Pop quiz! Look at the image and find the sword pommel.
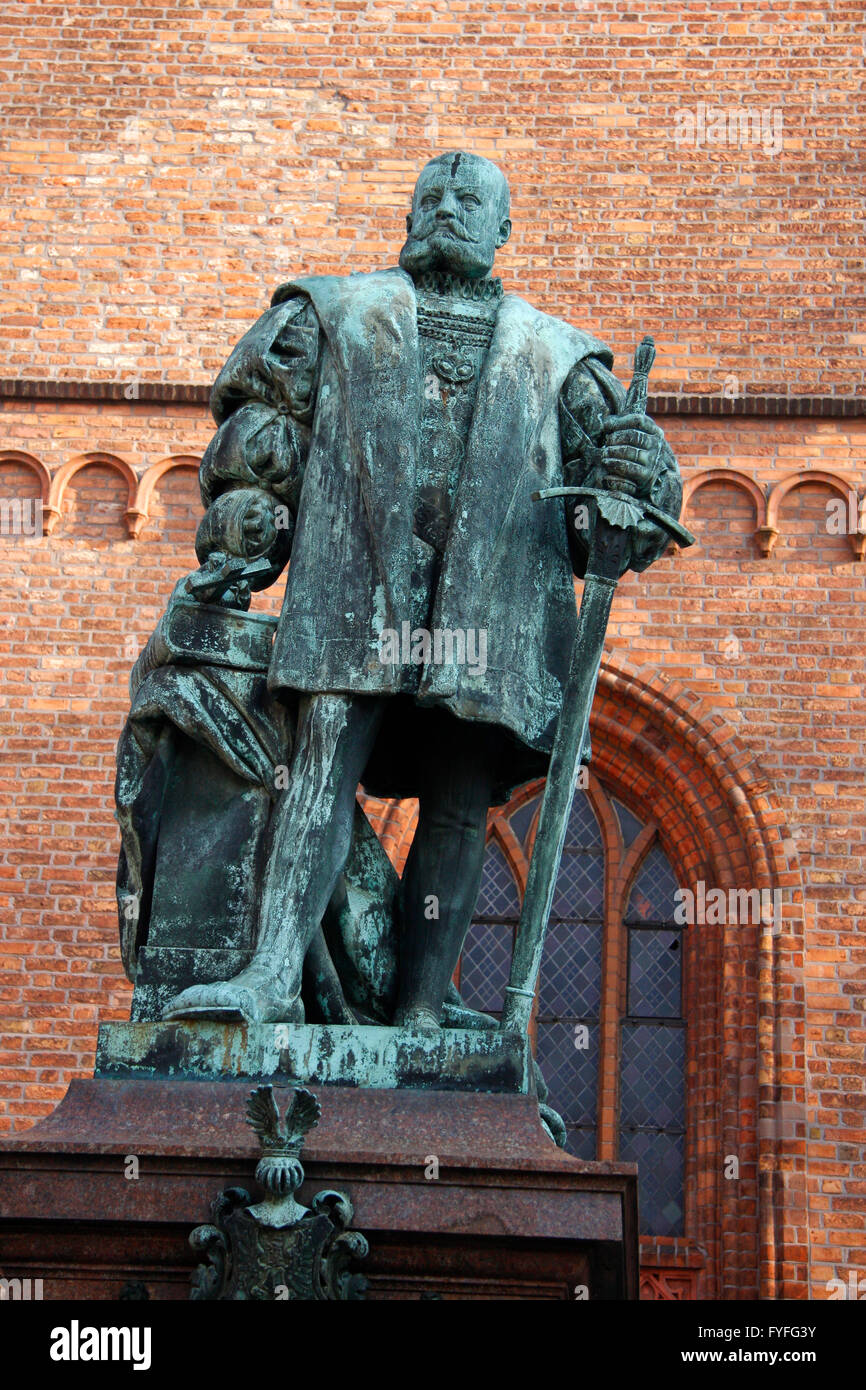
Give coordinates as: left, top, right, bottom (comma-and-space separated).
624, 334, 656, 416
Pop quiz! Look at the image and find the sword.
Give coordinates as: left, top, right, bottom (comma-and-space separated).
500, 337, 695, 1036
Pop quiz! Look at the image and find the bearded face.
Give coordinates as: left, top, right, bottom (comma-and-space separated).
399, 152, 512, 280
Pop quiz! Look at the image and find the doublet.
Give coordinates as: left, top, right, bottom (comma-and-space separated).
411, 270, 504, 558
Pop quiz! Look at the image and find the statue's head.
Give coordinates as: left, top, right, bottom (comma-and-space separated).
399, 151, 512, 280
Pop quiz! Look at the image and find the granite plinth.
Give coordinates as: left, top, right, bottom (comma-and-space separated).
0, 1078, 639, 1300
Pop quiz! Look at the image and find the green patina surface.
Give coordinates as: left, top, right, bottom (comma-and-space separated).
109, 154, 686, 1153
95, 1021, 533, 1094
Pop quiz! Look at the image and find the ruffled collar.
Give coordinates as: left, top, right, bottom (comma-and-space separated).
411, 269, 503, 302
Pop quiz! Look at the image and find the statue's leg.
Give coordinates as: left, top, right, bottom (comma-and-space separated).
393, 720, 495, 1030
163, 692, 386, 1024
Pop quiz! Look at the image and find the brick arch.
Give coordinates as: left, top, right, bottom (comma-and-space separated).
133, 455, 202, 539
766, 468, 863, 560
682, 469, 772, 557
0, 450, 51, 505
589, 655, 804, 1299
44, 452, 139, 537
683, 467, 766, 528
370, 656, 805, 1298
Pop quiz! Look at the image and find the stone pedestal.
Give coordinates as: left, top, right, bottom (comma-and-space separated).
0, 1076, 638, 1300
94, 1019, 533, 1092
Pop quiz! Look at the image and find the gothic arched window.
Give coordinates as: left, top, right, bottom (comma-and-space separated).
458, 779, 686, 1238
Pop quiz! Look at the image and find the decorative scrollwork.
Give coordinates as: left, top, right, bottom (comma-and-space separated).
189, 1087, 368, 1300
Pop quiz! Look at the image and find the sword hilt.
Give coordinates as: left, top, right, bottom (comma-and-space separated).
624, 335, 656, 416
561, 334, 658, 498
533, 485, 696, 549
600, 335, 656, 497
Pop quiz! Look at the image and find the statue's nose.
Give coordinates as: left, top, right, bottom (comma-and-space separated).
436, 191, 459, 219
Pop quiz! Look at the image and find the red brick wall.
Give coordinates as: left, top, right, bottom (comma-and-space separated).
0, 1, 863, 394
2, 408, 864, 1296
606, 419, 866, 1298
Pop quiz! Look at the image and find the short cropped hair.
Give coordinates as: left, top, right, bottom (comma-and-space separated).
414, 151, 511, 221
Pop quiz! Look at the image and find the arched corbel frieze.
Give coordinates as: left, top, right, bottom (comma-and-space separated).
44, 451, 139, 537
0, 449, 52, 506
766, 469, 863, 560
682, 468, 769, 554
133, 455, 202, 539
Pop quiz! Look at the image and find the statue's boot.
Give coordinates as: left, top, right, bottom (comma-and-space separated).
392, 731, 494, 1030
162, 960, 303, 1025
163, 692, 386, 1025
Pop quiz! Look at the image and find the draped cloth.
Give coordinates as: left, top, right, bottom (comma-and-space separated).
205, 268, 681, 799
114, 655, 288, 980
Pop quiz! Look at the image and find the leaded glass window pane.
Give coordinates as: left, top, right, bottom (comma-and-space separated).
628, 928, 682, 1018
613, 798, 643, 848
474, 840, 521, 919
508, 795, 540, 848
563, 790, 603, 850
460, 839, 519, 1015
565, 1126, 598, 1161
620, 1023, 685, 1130
459, 789, 688, 1225
625, 843, 680, 923
622, 839, 686, 1237
551, 851, 605, 919
534, 790, 604, 1161
459, 921, 511, 1014
535, 1021, 598, 1125
619, 1129, 684, 1237
538, 921, 603, 1017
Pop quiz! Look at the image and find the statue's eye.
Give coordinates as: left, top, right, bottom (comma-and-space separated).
461, 194, 480, 208
421, 195, 438, 209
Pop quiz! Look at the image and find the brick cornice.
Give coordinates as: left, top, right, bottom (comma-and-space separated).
0, 378, 863, 417
0, 380, 211, 405
648, 392, 864, 418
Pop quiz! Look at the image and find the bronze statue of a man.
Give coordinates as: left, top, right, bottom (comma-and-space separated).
164, 151, 682, 1029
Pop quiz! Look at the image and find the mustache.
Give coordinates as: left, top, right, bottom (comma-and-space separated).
408, 219, 477, 246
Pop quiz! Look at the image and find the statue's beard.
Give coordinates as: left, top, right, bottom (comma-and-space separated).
399, 225, 493, 279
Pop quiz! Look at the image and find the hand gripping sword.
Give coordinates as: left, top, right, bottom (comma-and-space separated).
500, 337, 695, 1036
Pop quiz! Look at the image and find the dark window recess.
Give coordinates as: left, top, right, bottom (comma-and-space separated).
458, 790, 687, 1235
459, 839, 518, 1017
622, 839, 686, 1236
536, 791, 604, 1160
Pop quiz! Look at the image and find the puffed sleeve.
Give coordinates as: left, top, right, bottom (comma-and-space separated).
199, 295, 320, 514
559, 356, 683, 576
